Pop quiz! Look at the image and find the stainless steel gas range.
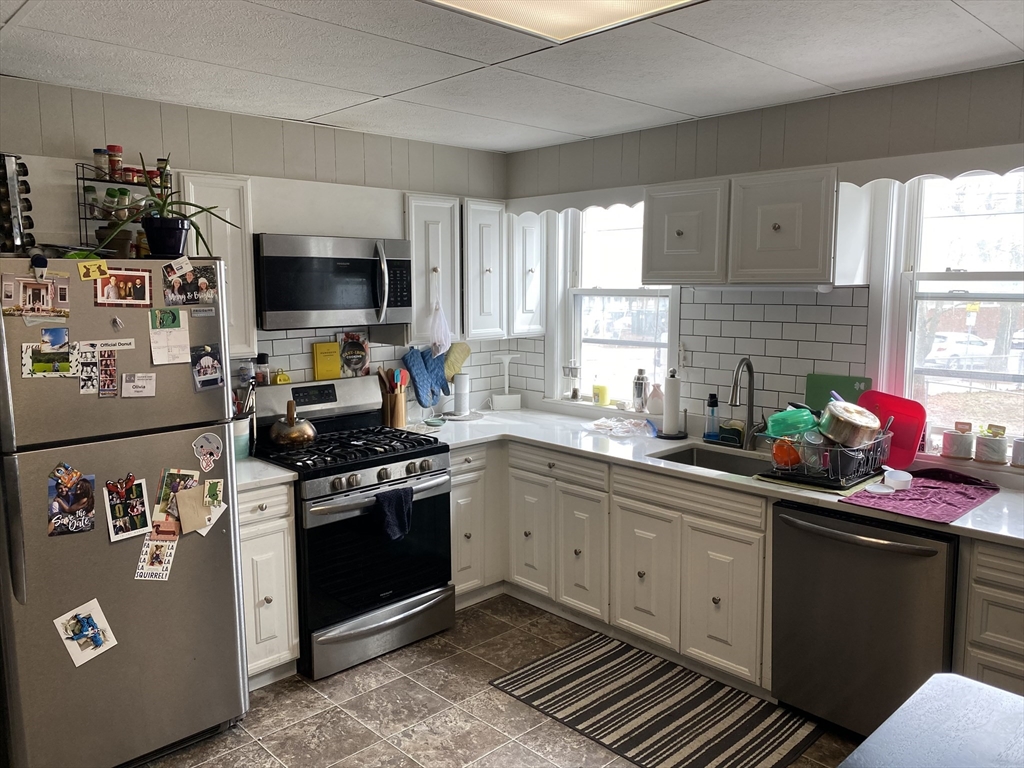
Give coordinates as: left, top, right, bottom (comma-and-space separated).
255, 377, 453, 680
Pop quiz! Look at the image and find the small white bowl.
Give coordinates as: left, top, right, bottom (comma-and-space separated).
884, 470, 913, 490
865, 483, 895, 495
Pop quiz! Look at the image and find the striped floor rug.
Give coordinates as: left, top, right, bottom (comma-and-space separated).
492, 633, 820, 768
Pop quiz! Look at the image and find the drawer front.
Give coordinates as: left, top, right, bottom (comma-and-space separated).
612, 467, 766, 529
972, 541, 1024, 592
510, 443, 609, 491
237, 483, 293, 525
965, 645, 1024, 696
969, 584, 1024, 658
451, 445, 488, 474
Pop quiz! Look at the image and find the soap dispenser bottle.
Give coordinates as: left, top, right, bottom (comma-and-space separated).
703, 393, 720, 441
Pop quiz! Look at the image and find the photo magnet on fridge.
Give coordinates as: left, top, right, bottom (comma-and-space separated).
40, 327, 69, 353
79, 346, 98, 395
163, 264, 217, 306
155, 468, 200, 523
94, 268, 153, 309
1, 272, 70, 318
135, 534, 177, 581
47, 464, 96, 536
161, 256, 192, 281
98, 349, 117, 398
192, 433, 223, 473
191, 344, 225, 392
53, 598, 118, 667
21, 341, 81, 378
104, 476, 151, 542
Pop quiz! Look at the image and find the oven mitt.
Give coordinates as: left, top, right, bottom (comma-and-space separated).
444, 342, 471, 382
402, 346, 450, 408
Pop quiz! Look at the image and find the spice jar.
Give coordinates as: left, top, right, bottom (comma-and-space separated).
146, 169, 161, 187
124, 166, 138, 184
106, 144, 123, 181
92, 148, 108, 179
102, 187, 120, 219
83, 185, 100, 219
255, 353, 271, 387
136, 229, 150, 257
114, 188, 131, 221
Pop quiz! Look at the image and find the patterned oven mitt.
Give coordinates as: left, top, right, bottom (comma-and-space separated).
402, 347, 451, 408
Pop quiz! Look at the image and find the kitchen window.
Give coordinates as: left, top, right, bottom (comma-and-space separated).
565, 204, 676, 403
899, 169, 1024, 448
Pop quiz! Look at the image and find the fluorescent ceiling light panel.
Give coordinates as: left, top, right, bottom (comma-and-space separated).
427, 0, 699, 43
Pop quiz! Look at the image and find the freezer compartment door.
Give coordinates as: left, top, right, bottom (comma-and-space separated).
771, 504, 955, 736
0, 424, 246, 768
0, 258, 231, 451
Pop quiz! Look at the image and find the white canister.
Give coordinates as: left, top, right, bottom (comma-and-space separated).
232, 416, 251, 458
975, 435, 1008, 465
941, 430, 975, 460
1011, 437, 1024, 468
453, 373, 470, 416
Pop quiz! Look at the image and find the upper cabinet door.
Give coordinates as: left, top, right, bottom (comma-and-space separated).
509, 211, 546, 337
728, 168, 837, 284
642, 180, 729, 285
463, 199, 506, 340
406, 194, 461, 345
179, 172, 256, 358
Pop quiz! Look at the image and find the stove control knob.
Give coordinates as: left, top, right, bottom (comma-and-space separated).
346, 474, 361, 489
419, 459, 433, 472
331, 477, 345, 492
378, 467, 392, 482
406, 462, 419, 475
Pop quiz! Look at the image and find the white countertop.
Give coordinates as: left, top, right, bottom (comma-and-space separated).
434, 409, 1024, 548
235, 456, 298, 492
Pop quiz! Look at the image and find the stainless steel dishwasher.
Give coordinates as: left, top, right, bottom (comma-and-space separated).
772, 502, 957, 736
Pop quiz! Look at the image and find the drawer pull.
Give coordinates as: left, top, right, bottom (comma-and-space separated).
772, 222, 781, 232
464, 532, 472, 540
524, 530, 532, 538
637, 570, 646, 579
464, 457, 473, 463
264, 596, 274, 604
712, 596, 721, 605
257, 503, 268, 512
547, 462, 556, 469
574, 548, 582, 556
675, 229, 684, 237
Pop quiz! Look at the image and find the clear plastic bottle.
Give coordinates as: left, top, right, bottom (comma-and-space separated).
703, 393, 720, 441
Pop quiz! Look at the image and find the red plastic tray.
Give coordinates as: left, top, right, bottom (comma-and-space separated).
857, 389, 927, 470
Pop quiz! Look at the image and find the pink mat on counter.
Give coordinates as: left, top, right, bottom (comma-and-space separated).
842, 468, 1000, 524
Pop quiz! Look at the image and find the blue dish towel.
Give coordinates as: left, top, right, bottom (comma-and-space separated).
376, 487, 414, 541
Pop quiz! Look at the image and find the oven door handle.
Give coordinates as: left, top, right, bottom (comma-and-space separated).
306, 474, 450, 522
315, 587, 451, 645
778, 514, 939, 557
376, 239, 389, 323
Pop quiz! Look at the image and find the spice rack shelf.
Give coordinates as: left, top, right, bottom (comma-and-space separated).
75, 162, 173, 249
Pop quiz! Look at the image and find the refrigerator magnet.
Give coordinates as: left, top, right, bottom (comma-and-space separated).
190, 344, 225, 392
21, 341, 81, 378
76, 260, 109, 281
135, 534, 177, 581
98, 350, 117, 398
53, 598, 118, 667
163, 264, 217, 307
47, 464, 96, 536
94, 268, 153, 309
1, 271, 71, 318
192, 434, 223, 473
204, 480, 223, 507
79, 345, 98, 395
155, 468, 200, 522
161, 256, 193, 281
103, 476, 151, 542
121, 372, 157, 397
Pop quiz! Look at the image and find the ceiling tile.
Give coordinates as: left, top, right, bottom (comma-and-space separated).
250, 0, 552, 64
0, 27, 372, 119
396, 67, 688, 137
0, 0, 28, 25
314, 99, 583, 152
17, 0, 481, 96
502, 21, 831, 116
955, 1, 1024, 50
657, 0, 1023, 90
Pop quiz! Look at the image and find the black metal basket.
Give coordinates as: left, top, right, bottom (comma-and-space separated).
760, 432, 891, 489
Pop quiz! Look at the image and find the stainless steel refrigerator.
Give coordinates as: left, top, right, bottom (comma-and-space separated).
0, 257, 247, 768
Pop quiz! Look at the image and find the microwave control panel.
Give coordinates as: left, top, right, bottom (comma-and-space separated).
388, 262, 412, 308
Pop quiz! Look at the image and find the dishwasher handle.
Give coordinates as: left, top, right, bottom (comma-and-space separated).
778, 513, 938, 557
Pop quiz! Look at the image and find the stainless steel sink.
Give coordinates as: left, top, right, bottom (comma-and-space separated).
653, 446, 772, 476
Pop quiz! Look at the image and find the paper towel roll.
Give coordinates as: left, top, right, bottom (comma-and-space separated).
453, 373, 470, 416
663, 371, 681, 435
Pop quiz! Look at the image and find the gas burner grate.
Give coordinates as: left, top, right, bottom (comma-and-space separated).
260, 426, 440, 470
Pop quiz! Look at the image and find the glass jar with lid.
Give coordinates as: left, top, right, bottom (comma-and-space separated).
114, 188, 131, 221
102, 188, 119, 219
92, 148, 108, 179
106, 144, 123, 182
83, 185, 101, 219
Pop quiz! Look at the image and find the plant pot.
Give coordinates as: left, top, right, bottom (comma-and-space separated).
141, 217, 190, 257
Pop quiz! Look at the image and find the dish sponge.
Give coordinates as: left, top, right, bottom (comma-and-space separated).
444, 342, 472, 381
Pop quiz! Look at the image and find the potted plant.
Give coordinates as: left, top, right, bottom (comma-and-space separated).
89, 154, 237, 257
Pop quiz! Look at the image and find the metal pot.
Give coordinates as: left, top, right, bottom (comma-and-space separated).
819, 401, 880, 448
269, 400, 317, 447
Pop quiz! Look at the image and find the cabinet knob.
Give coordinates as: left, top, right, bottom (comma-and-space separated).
574, 548, 582, 556
257, 503, 268, 511
432, 266, 440, 273
464, 532, 472, 540
464, 456, 473, 463
264, 596, 274, 604
675, 229, 684, 237
712, 596, 721, 605
771, 223, 781, 232
637, 570, 646, 579
485, 268, 492, 274
528, 268, 536, 274
524, 530, 532, 538
547, 461, 556, 469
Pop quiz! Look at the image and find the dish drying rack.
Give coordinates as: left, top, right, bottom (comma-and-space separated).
760, 432, 892, 489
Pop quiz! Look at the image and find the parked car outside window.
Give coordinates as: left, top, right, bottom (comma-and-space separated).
923, 332, 994, 369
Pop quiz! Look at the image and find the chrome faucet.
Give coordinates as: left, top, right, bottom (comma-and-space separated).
729, 357, 757, 451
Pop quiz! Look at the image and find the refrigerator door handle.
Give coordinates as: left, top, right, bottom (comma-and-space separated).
778, 514, 939, 557
2, 458, 28, 604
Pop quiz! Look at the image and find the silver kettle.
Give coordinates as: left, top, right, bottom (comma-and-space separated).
269, 400, 317, 447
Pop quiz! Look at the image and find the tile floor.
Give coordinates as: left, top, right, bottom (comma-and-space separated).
149, 595, 860, 768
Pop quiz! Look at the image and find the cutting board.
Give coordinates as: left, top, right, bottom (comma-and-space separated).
804, 374, 872, 411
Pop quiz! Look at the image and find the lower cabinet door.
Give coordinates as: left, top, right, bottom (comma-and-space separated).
555, 483, 609, 621
240, 516, 299, 676
964, 645, 1024, 696
509, 469, 556, 597
681, 516, 764, 683
451, 470, 486, 594
611, 497, 681, 651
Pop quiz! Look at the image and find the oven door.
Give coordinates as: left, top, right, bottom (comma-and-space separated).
298, 473, 452, 633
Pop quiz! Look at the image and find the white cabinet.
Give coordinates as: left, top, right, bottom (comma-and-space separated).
642, 180, 729, 285
611, 497, 681, 651
728, 167, 837, 284
451, 470, 486, 594
509, 468, 556, 597
239, 501, 298, 677
463, 199, 506, 340
555, 483, 609, 621
964, 541, 1024, 695
179, 172, 256, 358
406, 194, 461, 345
681, 516, 764, 683
509, 211, 546, 337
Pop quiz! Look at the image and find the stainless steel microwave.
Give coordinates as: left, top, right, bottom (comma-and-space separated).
254, 234, 413, 331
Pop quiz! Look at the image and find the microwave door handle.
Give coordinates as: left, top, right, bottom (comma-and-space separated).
376, 239, 389, 323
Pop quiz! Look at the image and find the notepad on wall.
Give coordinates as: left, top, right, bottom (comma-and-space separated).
312, 341, 342, 381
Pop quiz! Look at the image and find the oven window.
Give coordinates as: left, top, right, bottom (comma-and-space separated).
301, 491, 451, 630
262, 256, 377, 311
